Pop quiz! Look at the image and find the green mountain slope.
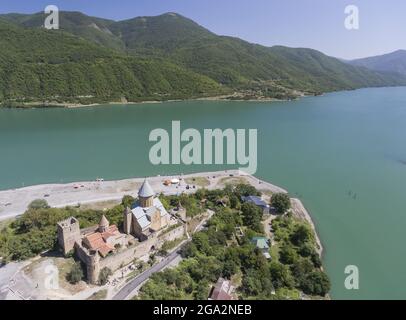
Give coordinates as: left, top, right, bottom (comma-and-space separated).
1, 11, 405, 106
0, 11, 124, 51
0, 20, 223, 106
108, 13, 406, 93
349, 50, 406, 76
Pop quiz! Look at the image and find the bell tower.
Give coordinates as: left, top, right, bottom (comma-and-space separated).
138, 179, 154, 208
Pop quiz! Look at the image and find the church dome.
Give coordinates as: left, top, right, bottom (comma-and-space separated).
99, 215, 109, 228
138, 179, 154, 198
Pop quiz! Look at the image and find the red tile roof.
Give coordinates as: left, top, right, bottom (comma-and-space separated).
84, 226, 119, 257
210, 278, 235, 300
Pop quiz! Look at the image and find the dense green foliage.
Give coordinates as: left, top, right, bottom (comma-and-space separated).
0, 20, 222, 106
99, 267, 112, 285
67, 261, 84, 284
272, 213, 330, 296
28, 199, 50, 210
139, 184, 330, 300
271, 193, 291, 214
1, 11, 405, 106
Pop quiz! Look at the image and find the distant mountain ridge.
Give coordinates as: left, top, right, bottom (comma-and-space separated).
0, 11, 405, 106
349, 50, 406, 76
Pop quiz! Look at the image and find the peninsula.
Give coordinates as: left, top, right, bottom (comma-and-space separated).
0, 170, 328, 300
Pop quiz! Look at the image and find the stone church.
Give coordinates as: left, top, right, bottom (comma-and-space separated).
57, 179, 183, 284
123, 179, 170, 241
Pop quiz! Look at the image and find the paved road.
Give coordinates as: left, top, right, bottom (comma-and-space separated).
112, 245, 185, 300
112, 208, 213, 300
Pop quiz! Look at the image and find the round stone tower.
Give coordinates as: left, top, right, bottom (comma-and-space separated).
86, 250, 100, 284
123, 206, 132, 235
98, 215, 109, 233
138, 179, 154, 208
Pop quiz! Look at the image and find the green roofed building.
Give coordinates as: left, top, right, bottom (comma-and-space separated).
251, 237, 271, 260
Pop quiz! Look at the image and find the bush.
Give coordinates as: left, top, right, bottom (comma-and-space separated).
121, 195, 135, 208
269, 261, 295, 289
241, 202, 263, 233
291, 224, 313, 246
28, 199, 50, 210
271, 193, 291, 214
99, 267, 112, 285
234, 184, 261, 197
300, 271, 331, 296
67, 262, 84, 284
279, 244, 298, 265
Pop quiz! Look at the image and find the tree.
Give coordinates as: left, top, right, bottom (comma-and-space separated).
279, 244, 298, 265
67, 262, 84, 284
121, 195, 135, 208
271, 193, 291, 214
229, 195, 240, 209
241, 202, 263, 233
298, 242, 315, 257
310, 252, 322, 269
300, 270, 331, 296
222, 259, 239, 279
194, 280, 210, 300
269, 261, 295, 289
235, 184, 261, 197
28, 199, 50, 210
290, 258, 315, 284
291, 224, 313, 246
99, 267, 112, 285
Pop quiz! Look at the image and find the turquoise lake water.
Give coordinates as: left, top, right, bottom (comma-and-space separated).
1, 87, 406, 299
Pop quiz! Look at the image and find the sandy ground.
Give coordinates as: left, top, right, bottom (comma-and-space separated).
0, 170, 286, 220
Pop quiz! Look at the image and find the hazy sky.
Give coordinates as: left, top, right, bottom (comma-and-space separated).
1, 0, 405, 59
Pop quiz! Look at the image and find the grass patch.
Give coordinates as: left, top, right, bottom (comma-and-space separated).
161, 237, 185, 252
87, 289, 107, 300
185, 177, 210, 187
219, 177, 247, 186
270, 243, 280, 261
79, 199, 121, 211
0, 218, 14, 231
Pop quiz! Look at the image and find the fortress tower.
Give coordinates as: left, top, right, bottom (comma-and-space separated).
123, 206, 132, 235
86, 249, 101, 284
57, 217, 81, 255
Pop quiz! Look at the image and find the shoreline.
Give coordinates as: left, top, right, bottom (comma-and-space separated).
0, 169, 323, 256
2, 85, 405, 110
0, 92, 309, 110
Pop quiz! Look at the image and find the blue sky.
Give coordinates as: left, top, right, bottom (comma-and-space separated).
0, 0, 405, 59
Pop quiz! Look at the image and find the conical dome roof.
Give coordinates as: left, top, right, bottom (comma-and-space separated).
138, 179, 154, 198
99, 215, 109, 227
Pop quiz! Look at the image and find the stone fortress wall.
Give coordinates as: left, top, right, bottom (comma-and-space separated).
57, 178, 187, 284
99, 223, 186, 273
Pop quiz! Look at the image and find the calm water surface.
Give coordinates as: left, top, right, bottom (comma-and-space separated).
1, 87, 406, 299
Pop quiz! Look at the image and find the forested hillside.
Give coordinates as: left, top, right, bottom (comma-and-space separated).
0, 20, 223, 106
1, 11, 405, 107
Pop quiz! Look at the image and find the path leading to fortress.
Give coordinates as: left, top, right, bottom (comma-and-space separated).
112, 244, 186, 300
